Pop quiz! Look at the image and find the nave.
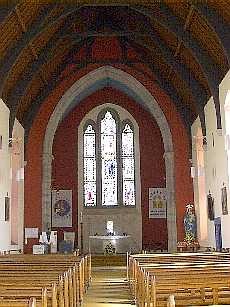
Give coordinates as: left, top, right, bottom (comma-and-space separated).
0, 251, 230, 306
83, 267, 135, 307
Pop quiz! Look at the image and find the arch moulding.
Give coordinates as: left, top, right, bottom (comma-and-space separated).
42, 65, 177, 252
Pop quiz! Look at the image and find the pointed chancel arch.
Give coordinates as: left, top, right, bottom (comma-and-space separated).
42, 66, 177, 251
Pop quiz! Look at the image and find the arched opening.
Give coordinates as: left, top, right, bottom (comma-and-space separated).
42, 66, 176, 251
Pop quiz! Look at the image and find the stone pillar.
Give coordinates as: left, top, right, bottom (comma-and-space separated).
42, 152, 52, 231
164, 151, 177, 252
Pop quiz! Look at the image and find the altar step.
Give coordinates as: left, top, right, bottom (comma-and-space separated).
91, 254, 127, 266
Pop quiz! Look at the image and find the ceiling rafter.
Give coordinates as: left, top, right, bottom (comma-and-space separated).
14, 6, 47, 86
0, 2, 229, 142
0, 2, 209, 98
0, 2, 19, 23
6, 9, 201, 131
194, 2, 230, 66
174, 5, 194, 57
12, 25, 199, 131
15, 6, 26, 32
21, 40, 195, 152
23, 38, 95, 142
0, 4, 111, 96
0, 4, 56, 94
126, 36, 207, 137
124, 10, 208, 137
0, 4, 104, 103
68, 30, 149, 38
11, 32, 205, 140
23, 58, 193, 154
168, 4, 194, 79
132, 12, 208, 99
15, 6, 39, 61
4, 12, 83, 117
129, 40, 195, 114
131, 3, 224, 130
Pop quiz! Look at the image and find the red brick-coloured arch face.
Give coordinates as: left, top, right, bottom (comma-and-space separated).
24, 64, 193, 252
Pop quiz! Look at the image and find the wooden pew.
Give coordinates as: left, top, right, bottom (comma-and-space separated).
128, 252, 230, 307
138, 265, 230, 306
0, 253, 91, 307
150, 279, 230, 306
128, 252, 230, 291
0, 297, 36, 307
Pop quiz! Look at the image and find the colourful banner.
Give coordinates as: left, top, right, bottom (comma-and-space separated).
149, 188, 167, 219
52, 189, 72, 227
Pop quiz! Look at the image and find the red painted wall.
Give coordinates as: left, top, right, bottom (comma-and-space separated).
24, 62, 193, 252
51, 87, 166, 249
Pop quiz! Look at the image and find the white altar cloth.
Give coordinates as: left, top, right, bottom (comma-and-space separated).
88, 235, 131, 253
89, 235, 130, 240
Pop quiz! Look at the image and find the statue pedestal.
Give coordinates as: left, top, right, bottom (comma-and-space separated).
177, 241, 200, 252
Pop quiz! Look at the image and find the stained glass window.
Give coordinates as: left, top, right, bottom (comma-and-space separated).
101, 111, 118, 206
83, 125, 96, 206
83, 109, 136, 207
122, 123, 135, 206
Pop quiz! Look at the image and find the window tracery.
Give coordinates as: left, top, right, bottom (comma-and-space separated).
83, 108, 136, 207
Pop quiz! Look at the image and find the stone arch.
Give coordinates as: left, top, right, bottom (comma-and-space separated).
42, 65, 177, 251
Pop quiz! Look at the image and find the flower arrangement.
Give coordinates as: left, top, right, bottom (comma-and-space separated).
104, 242, 116, 254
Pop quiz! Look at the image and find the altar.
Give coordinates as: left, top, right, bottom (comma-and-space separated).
89, 235, 131, 254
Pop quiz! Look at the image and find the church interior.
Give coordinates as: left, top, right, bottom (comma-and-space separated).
0, 1, 230, 306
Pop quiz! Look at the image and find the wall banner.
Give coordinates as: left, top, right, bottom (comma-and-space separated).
149, 188, 167, 219
52, 190, 72, 227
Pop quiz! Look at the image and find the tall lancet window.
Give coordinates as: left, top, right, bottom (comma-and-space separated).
122, 123, 135, 206
83, 124, 96, 206
82, 107, 137, 208
101, 111, 118, 206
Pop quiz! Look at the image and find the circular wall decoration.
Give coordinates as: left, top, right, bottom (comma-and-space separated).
54, 199, 71, 217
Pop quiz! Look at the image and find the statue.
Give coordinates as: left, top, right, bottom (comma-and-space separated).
183, 204, 197, 243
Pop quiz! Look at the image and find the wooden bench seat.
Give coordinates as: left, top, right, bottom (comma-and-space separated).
128, 252, 230, 307
139, 271, 230, 306
0, 253, 91, 307
0, 299, 36, 307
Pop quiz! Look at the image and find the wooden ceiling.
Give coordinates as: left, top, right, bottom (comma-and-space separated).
0, 1, 229, 140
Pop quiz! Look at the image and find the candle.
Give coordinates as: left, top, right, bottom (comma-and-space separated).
80, 212, 83, 223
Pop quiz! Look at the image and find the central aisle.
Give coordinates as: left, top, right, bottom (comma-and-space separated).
83, 266, 136, 307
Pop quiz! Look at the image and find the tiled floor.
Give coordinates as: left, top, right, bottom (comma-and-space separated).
83, 266, 136, 307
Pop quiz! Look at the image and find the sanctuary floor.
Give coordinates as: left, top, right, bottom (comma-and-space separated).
83, 266, 136, 307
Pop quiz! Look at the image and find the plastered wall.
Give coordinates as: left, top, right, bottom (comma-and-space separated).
192, 69, 230, 248
0, 99, 11, 251
0, 99, 24, 252
11, 119, 24, 251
